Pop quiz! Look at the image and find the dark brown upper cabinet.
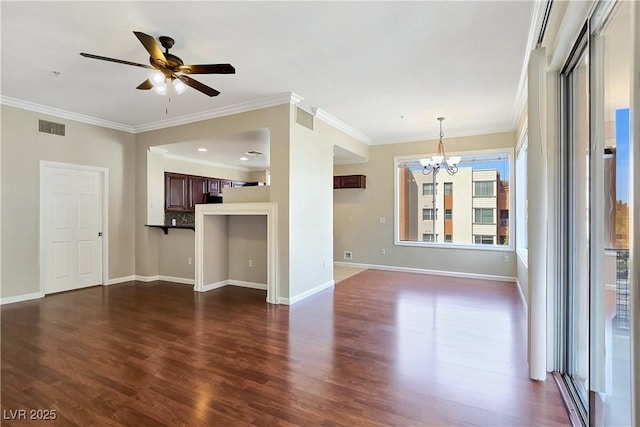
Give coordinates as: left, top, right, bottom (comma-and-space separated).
334, 175, 366, 189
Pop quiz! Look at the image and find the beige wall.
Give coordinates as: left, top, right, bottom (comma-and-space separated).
228, 215, 267, 284
134, 104, 293, 297
0, 105, 136, 298
334, 131, 517, 278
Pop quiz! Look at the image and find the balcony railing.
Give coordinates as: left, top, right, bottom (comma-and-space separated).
616, 249, 630, 330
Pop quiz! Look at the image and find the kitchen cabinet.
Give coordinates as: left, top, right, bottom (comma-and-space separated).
165, 173, 188, 210
188, 176, 208, 210
207, 178, 221, 194
334, 174, 366, 189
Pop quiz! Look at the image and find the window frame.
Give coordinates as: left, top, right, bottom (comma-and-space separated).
394, 147, 514, 252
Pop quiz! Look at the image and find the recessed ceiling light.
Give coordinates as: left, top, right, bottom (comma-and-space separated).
197, 148, 208, 152
240, 157, 249, 161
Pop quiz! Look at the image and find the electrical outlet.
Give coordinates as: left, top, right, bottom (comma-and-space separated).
381, 249, 386, 255
188, 257, 192, 265
248, 259, 253, 267
344, 251, 353, 260
504, 255, 510, 263
379, 217, 386, 224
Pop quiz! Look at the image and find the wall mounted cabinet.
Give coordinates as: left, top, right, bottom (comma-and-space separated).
334, 174, 366, 189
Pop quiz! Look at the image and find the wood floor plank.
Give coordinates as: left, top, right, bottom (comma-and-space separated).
1, 272, 570, 426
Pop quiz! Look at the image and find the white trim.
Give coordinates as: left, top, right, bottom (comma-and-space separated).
1, 96, 135, 133
333, 261, 516, 283
135, 275, 160, 282
199, 280, 228, 293
312, 107, 372, 144
1, 92, 304, 135
0, 292, 44, 305
393, 147, 515, 252
548, 0, 596, 71
106, 275, 136, 285
195, 203, 279, 304
159, 276, 195, 285
516, 278, 528, 312
512, 0, 548, 129
228, 280, 267, 290
39, 161, 109, 296
279, 280, 335, 306
517, 248, 529, 269
134, 92, 303, 133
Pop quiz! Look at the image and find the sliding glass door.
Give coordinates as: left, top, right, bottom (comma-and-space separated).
564, 33, 590, 414
560, 2, 633, 425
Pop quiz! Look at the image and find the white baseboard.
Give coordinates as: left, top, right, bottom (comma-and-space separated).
516, 278, 528, 312
279, 280, 334, 306
134, 275, 194, 285
159, 275, 195, 285
333, 261, 516, 283
199, 280, 228, 292
227, 280, 267, 290
135, 275, 160, 282
106, 275, 136, 286
0, 291, 44, 305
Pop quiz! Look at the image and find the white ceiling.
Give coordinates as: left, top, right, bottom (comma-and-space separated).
1, 1, 535, 167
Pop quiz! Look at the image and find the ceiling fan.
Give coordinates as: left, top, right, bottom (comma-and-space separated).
80, 31, 235, 97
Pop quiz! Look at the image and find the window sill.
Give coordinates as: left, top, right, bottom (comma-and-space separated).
395, 240, 514, 252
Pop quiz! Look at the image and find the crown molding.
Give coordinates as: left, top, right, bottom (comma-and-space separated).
148, 147, 169, 154
311, 107, 371, 145
0, 96, 136, 133
512, 0, 549, 129
1, 92, 304, 135
134, 92, 304, 133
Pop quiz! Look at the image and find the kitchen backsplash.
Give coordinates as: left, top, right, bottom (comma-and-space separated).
165, 211, 195, 226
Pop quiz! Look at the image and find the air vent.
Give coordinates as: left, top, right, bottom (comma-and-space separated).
38, 119, 65, 136
296, 107, 314, 130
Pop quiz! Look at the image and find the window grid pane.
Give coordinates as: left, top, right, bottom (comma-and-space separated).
474, 181, 494, 197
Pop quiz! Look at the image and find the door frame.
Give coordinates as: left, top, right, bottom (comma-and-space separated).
39, 161, 109, 294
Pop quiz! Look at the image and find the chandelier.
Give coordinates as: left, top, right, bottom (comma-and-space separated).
420, 117, 461, 175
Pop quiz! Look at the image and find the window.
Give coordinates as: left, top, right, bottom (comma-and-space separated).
444, 182, 453, 195
422, 183, 434, 196
474, 235, 494, 245
422, 233, 435, 242
474, 208, 494, 224
474, 181, 495, 197
395, 151, 511, 248
500, 210, 509, 227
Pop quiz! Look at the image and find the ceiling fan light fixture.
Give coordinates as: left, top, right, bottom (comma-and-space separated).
152, 84, 167, 95
149, 71, 166, 87
173, 78, 188, 95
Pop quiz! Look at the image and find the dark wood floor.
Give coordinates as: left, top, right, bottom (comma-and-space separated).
1, 270, 570, 426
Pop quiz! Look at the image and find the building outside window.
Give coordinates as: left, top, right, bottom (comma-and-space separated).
422, 233, 435, 242
422, 208, 434, 221
396, 151, 511, 248
474, 235, 494, 245
474, 208, 494, 224
474, 181, 495, 197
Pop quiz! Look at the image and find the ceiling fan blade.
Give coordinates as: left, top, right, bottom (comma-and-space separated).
177, 75, 220, 97
133, 31, 167, 67
80, 53, 154, 69
178, 64, 236, 74
136, 79, 153, 90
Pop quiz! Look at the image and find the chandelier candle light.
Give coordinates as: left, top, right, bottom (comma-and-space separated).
420, 117, 461, 175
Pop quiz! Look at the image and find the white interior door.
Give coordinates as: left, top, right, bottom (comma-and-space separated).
43, 165, 103, 294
